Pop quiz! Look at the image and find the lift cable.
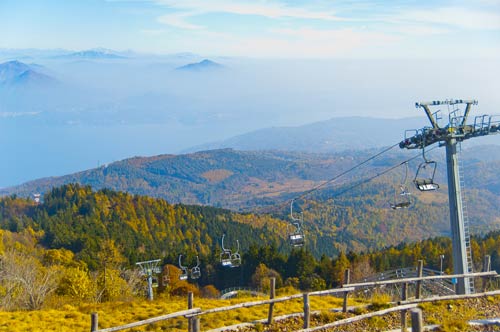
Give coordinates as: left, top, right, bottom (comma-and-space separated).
264, 142, 438, 219
331, 145, 439, 199
261, 142, 402, 216
291, 142, 401, 203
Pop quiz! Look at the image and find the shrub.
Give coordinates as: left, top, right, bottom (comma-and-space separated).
200, 285, 220, 298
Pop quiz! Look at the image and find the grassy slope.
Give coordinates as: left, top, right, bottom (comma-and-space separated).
2, 293, 499, 332
0, 293, 348, 332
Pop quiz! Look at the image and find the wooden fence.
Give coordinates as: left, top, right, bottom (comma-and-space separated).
90, 263, 498, 332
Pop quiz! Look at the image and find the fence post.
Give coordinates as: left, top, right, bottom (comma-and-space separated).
188, 292, 194, 332
192, 317, 200, 332
90, 312, 98, 332
267, 277, 276, 325
410, 308, 423, 332
303, 293, 310, 329
342, 269, 350, 313
416, 260, 423, 299
401, 283, 408, 332
483, 255, 491, 292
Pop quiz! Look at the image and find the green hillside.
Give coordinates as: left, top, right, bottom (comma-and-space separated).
1, 184, 500, 300
2, 183, 500, 316
0, 184, 287, 270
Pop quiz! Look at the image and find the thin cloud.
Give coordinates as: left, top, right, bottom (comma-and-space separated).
154, 0, 343, 20
154, 0, 347, 30
202, 27, 399, 58
396, 7, 500, 30
391, 25, 451, 36
157, 12, 204, 30
140, 28, 168, 35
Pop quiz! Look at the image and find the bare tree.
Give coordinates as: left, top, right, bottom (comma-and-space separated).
0, 249, 60, 310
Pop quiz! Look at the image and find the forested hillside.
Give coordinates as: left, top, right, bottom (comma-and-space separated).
1, 184, 500, 312
2, 182, 499, 263
0, 184, 287, 270
3, 146, 500, 212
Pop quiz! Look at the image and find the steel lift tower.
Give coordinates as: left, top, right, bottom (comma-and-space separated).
400, 99, 500, 294
136, 259, 161, 300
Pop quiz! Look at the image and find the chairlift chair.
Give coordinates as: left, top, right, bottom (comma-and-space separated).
414, 161, 439, 191
230, 240, 241, 267
178, 255, 189, 280
288, 222, 305, 247
190, 256, 201, 279
289, 199, 305, 247
220, 251, 233, 267
413, 131, 440, 192
390, 162, 412, 210
220, 234, 234, 267
390, 185, 411, 209
152, 276, 159, 288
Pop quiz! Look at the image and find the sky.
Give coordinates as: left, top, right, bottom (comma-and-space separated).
1, 0, 500, 58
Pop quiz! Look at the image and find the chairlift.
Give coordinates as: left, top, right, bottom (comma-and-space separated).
414, 161, 439, 191
414, 136, 439, 192
152, 276, 159, 288
220, 234, 234, 267
390, 162, 412, 210
289, 199, 305, 247
191, 256, 201, 279
288, 222, 305, 247
178, 255, 189, 280
230, 240, 241, 267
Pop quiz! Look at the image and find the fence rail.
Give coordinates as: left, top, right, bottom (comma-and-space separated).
344, 271, 496, 288
90, 308, 201, 332
90, 260, 498, 332
296, 303, 419, 332
186, 287, 355, 318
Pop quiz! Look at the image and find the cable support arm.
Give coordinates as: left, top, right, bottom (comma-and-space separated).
419, 104, 440, 129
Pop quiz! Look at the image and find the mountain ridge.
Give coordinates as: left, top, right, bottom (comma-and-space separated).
3, 146, 500, 211
0, 60, 56, 86
176, 59, 224, 71
52, 49, 126, 60
184, 116, 430, 153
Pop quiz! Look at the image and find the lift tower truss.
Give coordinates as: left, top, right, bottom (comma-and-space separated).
136, 259, 162, 300
400, 99, 500, 295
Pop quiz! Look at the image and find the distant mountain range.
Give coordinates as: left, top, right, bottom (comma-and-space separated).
176, 59, 223, 71
0, 60, 56, 86
185, 117, 431, 153
52, 49, 126, 60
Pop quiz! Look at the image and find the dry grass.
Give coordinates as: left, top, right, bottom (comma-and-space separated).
2, 295, 499, 332
0, 293, 361, 332
201, 169, 234, 183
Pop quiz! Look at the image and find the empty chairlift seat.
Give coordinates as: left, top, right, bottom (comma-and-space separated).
289, 232, 305, 247
414, 161, 439, 192
220, 251, 233, 267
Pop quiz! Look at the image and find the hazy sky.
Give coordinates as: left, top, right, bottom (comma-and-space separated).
1, 0, 500, 58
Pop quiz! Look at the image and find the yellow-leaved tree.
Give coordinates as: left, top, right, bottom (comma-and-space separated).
94, 239, 130, 302
58, 266, 95, 302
